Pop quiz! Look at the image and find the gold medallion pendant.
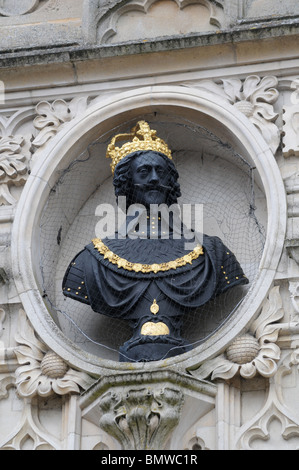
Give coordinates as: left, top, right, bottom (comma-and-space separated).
150, 299, 159, 315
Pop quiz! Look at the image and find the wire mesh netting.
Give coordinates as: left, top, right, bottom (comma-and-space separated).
38, 115, 267, 362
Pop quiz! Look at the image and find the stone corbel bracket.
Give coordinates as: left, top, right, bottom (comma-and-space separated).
97, 0, 225, 44
190, 286, 284, 381
80, 370, 216, 450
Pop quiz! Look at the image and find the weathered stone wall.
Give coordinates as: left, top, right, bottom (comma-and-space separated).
0, 0, 84, 50
0, 0, 299, 450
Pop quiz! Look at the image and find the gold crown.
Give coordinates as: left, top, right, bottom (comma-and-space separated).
106, 121, 172, 174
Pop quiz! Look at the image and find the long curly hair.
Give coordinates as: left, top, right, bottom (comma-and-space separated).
113, 151, 181, 207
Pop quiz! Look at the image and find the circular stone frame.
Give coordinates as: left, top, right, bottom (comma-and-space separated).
11, 86, 287, 376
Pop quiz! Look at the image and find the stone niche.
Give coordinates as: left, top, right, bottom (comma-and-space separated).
12, 85, 286, 378
97, 0, 226, 44
48, 113, 266, 361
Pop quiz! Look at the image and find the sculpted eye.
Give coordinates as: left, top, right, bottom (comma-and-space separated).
138, 168, 149, 175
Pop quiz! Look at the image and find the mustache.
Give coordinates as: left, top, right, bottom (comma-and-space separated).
133, 183, 172, 191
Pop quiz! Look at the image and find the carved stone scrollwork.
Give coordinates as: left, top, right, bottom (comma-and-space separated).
32, 97, 89, 150
184, 75, 280, 154
0, 135, 29, 205
0, 105, 35, 206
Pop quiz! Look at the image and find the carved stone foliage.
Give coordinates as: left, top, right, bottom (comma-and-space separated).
99, 385, 184, 450
184, 75, 280, 154
14, 310, 94, 398
0, 136, 27, 178
32, 97, 89, 150
0, 307, 61, 450
193, 286, 284, 381
0, 107, 35, 206
0, 135, 30, 205
80, 370, 215, 450
0, 0, 41, 17
81, 370, 217, 450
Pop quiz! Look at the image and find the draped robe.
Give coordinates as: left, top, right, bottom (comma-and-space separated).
63, 233, 248, 361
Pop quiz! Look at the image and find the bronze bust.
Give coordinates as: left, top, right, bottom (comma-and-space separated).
62, 121, 248, 362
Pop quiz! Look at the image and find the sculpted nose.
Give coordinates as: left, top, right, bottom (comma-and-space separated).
149, 168, 159, 184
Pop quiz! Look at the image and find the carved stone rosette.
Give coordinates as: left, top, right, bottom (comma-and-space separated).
14, 310, 94, 399
193, 286, 284, 381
